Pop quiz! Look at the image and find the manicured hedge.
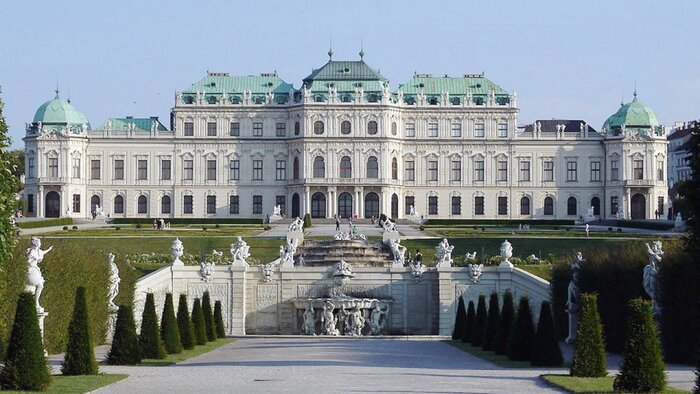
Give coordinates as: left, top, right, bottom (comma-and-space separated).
425, 219, 575, 226
110, 218, 262, 225
452, 296, 466, 340
62, 287, 98, 375
570, 293, 607, 377
17, 218, 73, 229
612, 220, 674, 231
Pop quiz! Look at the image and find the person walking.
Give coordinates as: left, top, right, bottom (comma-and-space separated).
415, 249, 423, 264
335, 216, 340, 231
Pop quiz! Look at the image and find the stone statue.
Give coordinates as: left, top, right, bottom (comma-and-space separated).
499, 239, 513, 268
26, 237, 52, 313
468, 263, 484, 283
321, 302, 339, 336
230, 236, 251, 267
106, 120, 112, 131
289, 217, 303, 233
261, 262, 274, 282
369, 305, 385, 335
107, 253, 120, 311
333, 260, 354, 278
410, 260, 424, 281
171, 238, 184, 266
674, 213, 684, 231
644, 241, 664, 315
272, 205, 281, 217
435, 238, 454, 267
389, 239, 407, 267
199, 259, 215, 282
151, 119, 157, 132
346, 308, 365, 336
302, 303, 315, 335
616, 206, 624, 220
465, 251, 477, 261
280, 239, 296, 268
409, 205, 416, 216
565, 252, 583, 343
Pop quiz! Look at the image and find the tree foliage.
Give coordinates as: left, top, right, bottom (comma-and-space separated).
107, 305, 142, 365
201, 291, 216, 342
214, 300, 226, 338
177, 294, 194, 350
139, 293, 165, 359
495, 290, 515, 355
62, 287, 98, 375
462, 300, 475, 343
160, 293, 182, 354
507, 296, 535, 361
570, 293, 607, 377
483, 292, 500, 351
452, 296, 466, 340
471, 295, 487, 347
531, 301, 563, 367
191, 298, 207, 346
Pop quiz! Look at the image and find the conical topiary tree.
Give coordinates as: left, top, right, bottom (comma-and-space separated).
531, 301, 564, 367
214, 301, 226, 338
202, 291, 216, 342
495, 290, 515, 355
507, 296, 535, 361
570, 293, 607, 377
462, 301, 475, 343
160, 293, 182, 354
483, 292, 500, 351
139, 293, 166, 359
471, 295, 487, 347
177, 294, 195, 350
107, 305, 142, 365
0, 292, 51, 391
191, 298, 207, 346
62, 287, 98, 375
613, 299, 666, 392
452, 296, 467, 340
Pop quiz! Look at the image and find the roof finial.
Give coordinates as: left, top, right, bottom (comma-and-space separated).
359, 37, 364, 60
620, 89, 624, 106
328, 36, 333, 60
633, 80, 638, 102
55, 81, 60, 99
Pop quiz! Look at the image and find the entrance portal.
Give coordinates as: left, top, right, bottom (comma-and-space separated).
311, 192, 326, 218
391, 194, 398, 218
631, 193, 646, 220
364, 192, 379, 218
338, 192, 352, 218
45, 191, 60, 218
291, 193, 300, 218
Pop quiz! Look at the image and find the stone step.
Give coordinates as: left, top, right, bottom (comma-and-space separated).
296, 239, 394, 268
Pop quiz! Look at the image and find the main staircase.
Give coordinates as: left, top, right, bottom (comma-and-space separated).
296, 239, 393, 268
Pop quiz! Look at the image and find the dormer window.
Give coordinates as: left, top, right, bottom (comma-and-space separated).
314, 95, 324, 103
368, 94, 378, 103
207, 96, 217, 104
341, 95, 352, 103
428, 97, 438, 105
184, 96, 194, 104
474, 97, 484, 105
451, 97, 461, 105
405, 97, 415, 105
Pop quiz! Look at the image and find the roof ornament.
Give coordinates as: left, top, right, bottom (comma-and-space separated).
328, 37, 333, 60
633, 81, 638, 102
359, 37, 365, 60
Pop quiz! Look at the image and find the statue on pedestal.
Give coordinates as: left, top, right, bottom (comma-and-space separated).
389, 239, 407, 266
410, 259, 424, 281
107, 253, 120, 311
435, 238, 454, 267
499, 240, 513, 268
302, 303, 315, 335
26, 237, 52, 313
565, 252, 583, 343
368, 305, 386, 335
644, 241, 664, 315
321, 302, 339, 336
230, 236, 251, 267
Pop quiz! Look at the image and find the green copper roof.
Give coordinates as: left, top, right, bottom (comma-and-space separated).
303, 60, 388, 91
602, 93, 660, 131
398, 75, 509, 96
183, 73, 294, 95
33, 91, 90, 126
97, 117, 168, 131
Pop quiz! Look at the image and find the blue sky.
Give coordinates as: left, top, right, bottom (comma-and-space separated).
1, 1, 698, 148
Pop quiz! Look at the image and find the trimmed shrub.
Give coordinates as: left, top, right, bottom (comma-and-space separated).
214, 301, 226, 338
495, 290, 515, 355
531, 301, 563, 367
0, 292, 51, 391
202, 291, 216, 342
507, 297, 535, 361
177, 294, 195, 350
191, 298, 207, 346
62, 287, 98, 375
111, 217, 262, 225
462, 301, 475, 343
303, 213, 312, 228
107, 305, 142, 365
483, 292, 500, 351
160, 293, 182, 354
452, 296, 466, 340
471, 295, 487, 347
613, 299, 666, 393
139, 293, 165, 359
570, 293, 607, 377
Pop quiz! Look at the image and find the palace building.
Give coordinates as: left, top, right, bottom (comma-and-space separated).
23, 53, 668, 221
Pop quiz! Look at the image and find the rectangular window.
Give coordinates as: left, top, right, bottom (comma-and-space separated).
184, 122, 194, 136
590, 161, 601, 182
451, 196, 461, 215
229, 160, 240, 180
405, 160, 415, 181
475, 196, 484, 215
427, 160, 438, 181
543, 160, 554, 181
137, 160, 148, 180
114, 159, 124, 180
276, 160, 286, 180
451, 123, 462, 137
253, 195, 263, 214
405, 196, 414, 215
253, 122, 263, 137
90, 159, 100, 180
276, 195, 286, 215
657, 160, 664, 181
428, 123, 438, 138
72, 158, 80, 179
161, 160, 171, 180
27, 194, 34, 213
634, 160, 644, 180
497, 160, 508, 181
206, 160, 217, 181
498, 122, 508, 138
253, 160, 263, 180
28, 158, 35, 178
183, 195, 193, 214
451, 160, 461, 181
474, 160, 484, 181
230, 122, 240, 137
276, 123, 286, 137
474, 122, 485, 138
207, 122, 217, 136
567, 161, 578, 182
498, 196, 508, 215
229, 195, 239, 214
519, 161, 530, 181
405, 123, 415, 137
611, 196, 619, 215
611, 160, 619, 181
72, 194, 80, 213
48, 157, 59, 177
183, 159, 193, 181
428, 196, 438, 215
206, 195, 216, 214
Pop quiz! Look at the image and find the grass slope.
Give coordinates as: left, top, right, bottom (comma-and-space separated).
445, 340, 532, 368
541, 374, 688, 394
140, 338, 232, 366
1, 374, 128, 394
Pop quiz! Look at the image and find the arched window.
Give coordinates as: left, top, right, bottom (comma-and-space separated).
314, 95, 324, 103
294, 122, 300, 135
293, 157, 300, 180
367, 121, 378, 135
391, 157, 398, 180
520, 196, 530, 215
114, 195, 124, 214
544, 197, 554, 216
340, 156, 352, 178
313, 156, 325, 178
567, 197, 577, 216
591, 197, 600, 216
428, 97, 438, 105
364, 192, 380, 218
313, 121, 324, 135
138, 195, 148, 214
341, 95, 352, 103
341, 121, 351, 135
311, 192, 326, 218
90, 195, 100, 215
367, 156, 379, 178
161, 195, 171, 214
391, 122, 397, 136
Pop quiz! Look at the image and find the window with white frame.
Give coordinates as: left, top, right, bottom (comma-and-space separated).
474, 160, 484, 181
161, 159, 171, 180
183, 159, 193, 180
428, 196, 438, 214
367, 121, 378, 135
405, 123, 415, 137
253, 195, 263, 214
474, 196, 484, 215
590, 161, 601, 182
28, 158, 35, 178
229, 195, 239, 214
566, 161, 578, 182
206, 160, 216, 181
404, 160, 415, 181
474, 122, 485, 137
207, 195, 216, 214
252, 160, 263, 180
313, 121, 324, 135
47, 157, 59, 177
72, 158, 80, 178
451, 123, 462, 137
451, 196, 461, 215
519, 160, 530, 181
114, 159, 124, 180
90, 159, 100, 180
657, 159, 664, 181
611, 159, 619, 180
427, 160, 438, 181
633, 159, 643, 180
276, 160, 286, 180
229, 160, 239, 180
497, 122, 508, 138
184, 122, 194, 136
367, 156, 379, 178
543, 160, 554, 181
207, 122, 217, 136
183, 195, 193, 214
428, 123, 438, 138
253, 122, 263, 137
229, 122, 240, 136
497, 160, 508, 181
498, 196, 508, 215
276, 123, 286, 137
313, 156, 325, 178
341, 121, 351, 135
451, 160, 461, 181
137, 160, 148, 180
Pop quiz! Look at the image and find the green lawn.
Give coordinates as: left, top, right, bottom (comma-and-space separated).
1, 374, 128, 394
541, 374, 689, 393
517, 264, 552, 281
42, 227, 264, 237
445, 340, 532, 368
140, 338, 233, 366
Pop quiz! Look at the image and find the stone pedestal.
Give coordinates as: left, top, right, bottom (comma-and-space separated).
105, 310, 119, 344
37, 310, 48, 355
269, 214, 283, 223
565, 312, 578, 344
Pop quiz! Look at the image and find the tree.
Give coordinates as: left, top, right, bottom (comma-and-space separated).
482, 292, 500, 351
139, 293, 165, 359
303, 213, 312, 228
160, 293, 182, 354
62, 287, 98, 375
8, 150, 24, 182
177, 294, 195, 350
471, 295, 487, 347
530, 301, 564, 367
613, 299, 666, 393
462, 301, 475, 343
495, 290, 515, 355
570, 293, 607, 377
0, 292, 51, 391
107, 305, 142, 365
214, 301, 226, 338
202, 291, 216, 341
191, 298, 207, 346
452, 296, 466, 340
507, 296, 535, 361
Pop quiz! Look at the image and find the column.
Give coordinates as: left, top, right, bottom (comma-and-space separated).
38, 186, 44, 218
625, 189, 631, 219
358, 188, 364, 218
304, 186, 311, 216
60, 189, 65, 217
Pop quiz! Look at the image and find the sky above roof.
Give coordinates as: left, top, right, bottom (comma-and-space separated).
1, 1, 698, 149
